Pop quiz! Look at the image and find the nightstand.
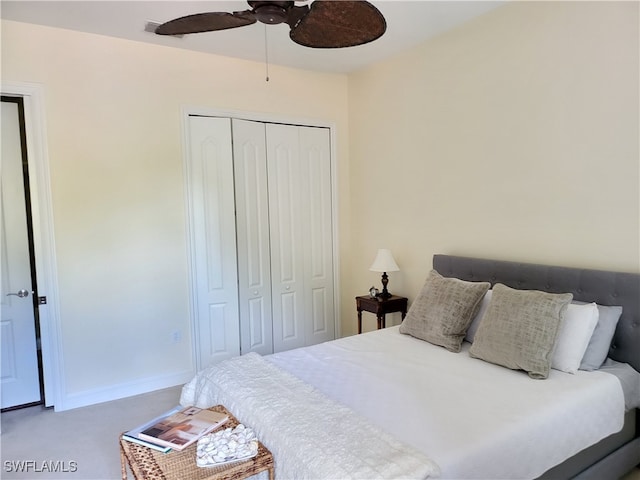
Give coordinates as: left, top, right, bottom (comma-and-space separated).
355, 295, 408, 334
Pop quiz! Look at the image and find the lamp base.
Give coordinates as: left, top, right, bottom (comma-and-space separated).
377, 272, 392, 298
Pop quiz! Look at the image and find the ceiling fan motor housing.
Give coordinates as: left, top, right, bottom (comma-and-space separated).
248, 1, 294, 24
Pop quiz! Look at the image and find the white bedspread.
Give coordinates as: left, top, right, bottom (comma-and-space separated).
181, 351, 440, 479
267, 327, 625, 479
181, 327, 625, 479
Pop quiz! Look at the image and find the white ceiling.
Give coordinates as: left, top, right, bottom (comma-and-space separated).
1, 1, 505, 73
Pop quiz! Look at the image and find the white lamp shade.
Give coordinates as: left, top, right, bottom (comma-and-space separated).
369, 249, 400, 273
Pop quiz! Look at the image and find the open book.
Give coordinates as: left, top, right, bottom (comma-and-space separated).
138, 406, 228, 451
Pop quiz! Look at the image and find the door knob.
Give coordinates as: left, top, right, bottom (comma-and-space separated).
6, 289, 29, 298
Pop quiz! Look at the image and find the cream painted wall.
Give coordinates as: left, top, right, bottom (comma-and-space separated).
2, 20, 350, 408
346, 1, 639, 335
2, 0, 638, 406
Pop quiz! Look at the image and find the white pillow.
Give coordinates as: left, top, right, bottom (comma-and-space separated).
551, 302, 599, 374
465, 289, 492, 343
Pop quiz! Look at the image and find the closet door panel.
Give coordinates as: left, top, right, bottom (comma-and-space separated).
299, 126, 335, 344
267, 124, 305, 352
188, 116, 240, 367
232, 119, 273, 356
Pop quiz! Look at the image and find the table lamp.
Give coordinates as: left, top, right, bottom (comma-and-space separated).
369, 249, 400, 298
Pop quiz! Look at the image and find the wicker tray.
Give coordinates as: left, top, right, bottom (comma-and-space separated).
120, 405, 274, 480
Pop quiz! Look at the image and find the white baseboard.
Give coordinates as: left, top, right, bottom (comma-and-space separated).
54, 370, 194, 411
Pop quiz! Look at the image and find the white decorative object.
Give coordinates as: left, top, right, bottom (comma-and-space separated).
196, 424, 259, 467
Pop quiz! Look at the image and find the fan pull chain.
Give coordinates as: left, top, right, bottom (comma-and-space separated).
264, 25, 270, 82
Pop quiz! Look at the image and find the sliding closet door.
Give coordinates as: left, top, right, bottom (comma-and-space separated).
232, 119, 274, 356
266, 124, 306, 352
299, 126, 335, 345
187, 116, 240, 368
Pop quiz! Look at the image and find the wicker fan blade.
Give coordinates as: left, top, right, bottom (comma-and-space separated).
155, 11, 256, 35
289, 0, 386, 48
284, 4, 310, 28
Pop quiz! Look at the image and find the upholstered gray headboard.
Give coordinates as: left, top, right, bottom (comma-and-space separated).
433, 254, 640, 373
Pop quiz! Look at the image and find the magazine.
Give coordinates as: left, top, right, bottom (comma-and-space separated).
138, 406, 228, 451
122, 433, 172, 453
122, 405, 183, 453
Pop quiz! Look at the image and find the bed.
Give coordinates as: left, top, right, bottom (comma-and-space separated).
181, 254, 640, 479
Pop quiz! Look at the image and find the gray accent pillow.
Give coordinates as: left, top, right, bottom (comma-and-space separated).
469, 283, 573, 379
399, 270, 490, 352
579, 304, 623, 371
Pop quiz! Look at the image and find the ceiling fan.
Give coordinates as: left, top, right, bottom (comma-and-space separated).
155, 0, 386, 48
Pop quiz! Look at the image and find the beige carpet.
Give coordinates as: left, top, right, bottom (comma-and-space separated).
1, 386, 182, 479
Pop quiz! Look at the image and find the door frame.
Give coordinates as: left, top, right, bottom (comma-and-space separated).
1, 81, 63, 408
180, 106, 341, 370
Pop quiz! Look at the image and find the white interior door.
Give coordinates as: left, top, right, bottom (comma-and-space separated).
266, 123, 306, 352
185, 111, 337, 362
299, 126, 335, 345
1, 99, 41, 408
187, 116, 240, 368
232, 119, 273, 355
